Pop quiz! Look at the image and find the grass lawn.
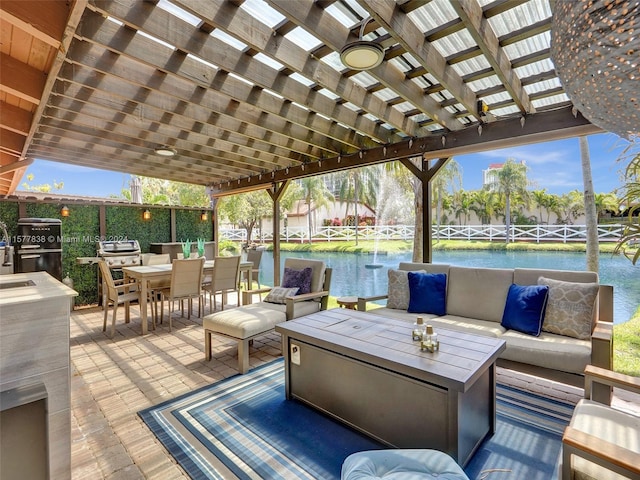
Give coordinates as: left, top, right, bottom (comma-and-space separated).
277, 239, 639, 377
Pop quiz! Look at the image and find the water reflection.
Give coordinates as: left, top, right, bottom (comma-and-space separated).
260, 250, 639, 324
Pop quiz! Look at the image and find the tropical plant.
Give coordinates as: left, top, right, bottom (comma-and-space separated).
452, 190, 473, 225
197, 238, 205, 257
432, 159, 461, 240
557, 190, 585, 224
299, 176, 334, 244
594, 192, 620, 219
117, 176, 209, 206
334, 166, 378, 245
490, 158, 529, 243
21, 173, 64, 192
615, 149, 640, 264
181, 239, 192, 259
218, 190, 272, 244
470, 189, 499, 224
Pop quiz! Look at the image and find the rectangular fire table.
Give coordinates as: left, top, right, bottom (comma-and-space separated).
276, 309, 506, 466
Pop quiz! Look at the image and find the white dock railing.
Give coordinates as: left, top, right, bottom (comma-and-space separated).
221, 224, 625, 244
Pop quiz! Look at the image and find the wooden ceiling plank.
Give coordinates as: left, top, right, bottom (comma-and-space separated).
499, 18, 550, 47
0, 0, 67, 47
85, 3, 367, 151
483, 0, 528, 18
0, 129, 25, 154
30, 132, 241, 181
267, 0, 462, 132
0, 52, 45, 104
0, 101, 32, 135
19, 0, 87, 163
214, 106, 601, 195
48, 89, 308, 167
357, 0, 480, 120
61, 40, 348, 157
43, 103, 285, 172
133, 0, 398, 144
53, 79, 321, 163
452, 0, 534, 115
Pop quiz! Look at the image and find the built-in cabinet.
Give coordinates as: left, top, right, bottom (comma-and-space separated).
0, 272, 76, 479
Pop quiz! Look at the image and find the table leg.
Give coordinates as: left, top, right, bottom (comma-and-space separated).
139, 278, 148, 335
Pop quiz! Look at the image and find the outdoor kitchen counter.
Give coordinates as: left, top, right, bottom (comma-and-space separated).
0, 271, 77, 479
0, 271, 77, 305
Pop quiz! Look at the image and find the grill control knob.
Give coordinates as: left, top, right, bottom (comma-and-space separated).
120, 259, 125, 265
108, 259, 114, 266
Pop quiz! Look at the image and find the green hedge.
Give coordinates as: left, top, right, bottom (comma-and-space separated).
0, 201, 212, 306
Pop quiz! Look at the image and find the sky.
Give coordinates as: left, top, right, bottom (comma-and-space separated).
19, 132, 630, 198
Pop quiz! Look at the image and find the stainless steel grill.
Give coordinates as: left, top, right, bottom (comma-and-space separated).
97, 240, 141, 268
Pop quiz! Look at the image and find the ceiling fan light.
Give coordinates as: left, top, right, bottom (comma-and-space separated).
340, 41, 384, 70
154, 146, 177, 157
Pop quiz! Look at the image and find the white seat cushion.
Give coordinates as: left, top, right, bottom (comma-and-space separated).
568, 399, 640, 480
203, 304, 286, 339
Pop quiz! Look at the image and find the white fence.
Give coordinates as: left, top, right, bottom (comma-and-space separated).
220, 224, 625, 244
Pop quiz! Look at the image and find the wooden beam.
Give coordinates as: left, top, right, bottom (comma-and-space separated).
0, 102, 32, 135
167, 0, 403, 142
267, 0, 463, 132
0, 129, 26, 155
211, 106, 601, 195
451, 0, 534, 114
0, 53, 45, 104
357, 0, 481, 120
0, 158, 34, 175
0, 0, 67, 47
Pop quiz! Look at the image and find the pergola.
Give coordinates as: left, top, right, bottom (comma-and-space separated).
0, 0, 609, 266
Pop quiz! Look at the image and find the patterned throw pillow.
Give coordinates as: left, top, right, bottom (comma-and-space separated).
538, 276, 599, 340
264, 286, 299, 304
281, 267, 313, 294
387, 269, 425, 310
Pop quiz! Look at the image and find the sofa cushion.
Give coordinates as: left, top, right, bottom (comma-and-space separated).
538, 276, 599, 340
407, 272, 447, 315
446, 267, 514, 323
283, 258, 326, 295
282, 267, 312, 294
387, 269, 424, 310
500, 330, 591, 374
501, 284, 549, 336
264, 286, 299, 304
365, 307, 440, 324
435, 315, 506, 338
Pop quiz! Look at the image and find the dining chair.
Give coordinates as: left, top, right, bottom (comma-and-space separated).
159, 257, 205, 332
98, 260, 141, 338
244, 249, 263, 291
205, 255, 241, 313
142, 253, 171, 324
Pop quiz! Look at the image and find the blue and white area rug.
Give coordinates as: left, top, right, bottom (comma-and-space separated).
139, 359, 575, 480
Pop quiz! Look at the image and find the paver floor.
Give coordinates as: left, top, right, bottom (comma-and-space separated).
69, 300, 639, 479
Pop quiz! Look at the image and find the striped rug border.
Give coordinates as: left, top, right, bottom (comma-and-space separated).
139, 359, 575, 480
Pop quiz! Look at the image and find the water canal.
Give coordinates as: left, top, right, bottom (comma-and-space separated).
260, 250, 639, 324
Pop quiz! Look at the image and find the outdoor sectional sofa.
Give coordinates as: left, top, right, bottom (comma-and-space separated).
357, 262, 613, 396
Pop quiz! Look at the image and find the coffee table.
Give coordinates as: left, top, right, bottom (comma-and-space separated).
276, 309, 506, 467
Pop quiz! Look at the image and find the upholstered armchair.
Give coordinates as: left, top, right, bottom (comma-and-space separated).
561, 365, 640, 480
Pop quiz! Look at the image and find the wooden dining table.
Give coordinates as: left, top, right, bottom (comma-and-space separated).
122, 260, 252, 335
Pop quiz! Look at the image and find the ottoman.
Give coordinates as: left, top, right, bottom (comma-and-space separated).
341, 449, 469, 480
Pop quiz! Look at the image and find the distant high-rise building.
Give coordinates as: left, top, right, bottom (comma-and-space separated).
482, 160, 526, 191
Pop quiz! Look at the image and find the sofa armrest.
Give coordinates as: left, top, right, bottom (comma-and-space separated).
285, 290, 330, 320
562, 426, 640, 479
584, 365, 640, 400
590, 321, 614, 404
242, 286, 272, 305
356, 294, 388, 311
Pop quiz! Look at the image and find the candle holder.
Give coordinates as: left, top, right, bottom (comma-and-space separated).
412, 317, 426, 341
420, 324, 439, 353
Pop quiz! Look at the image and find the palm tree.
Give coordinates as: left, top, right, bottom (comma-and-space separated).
492, 159, 529, 243
432, 160, 462, 240
558, 190, 584, 224
452, 190, 472, 225
531, 189, 549, 224
580, 136, 599, 273
335, 166, 379, 245
299, 176, 334, 244
470, 189, 499, 224
615, 151, 640, 264
594, 192, 620, 219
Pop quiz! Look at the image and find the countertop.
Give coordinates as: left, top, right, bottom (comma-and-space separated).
0, 271, 77, 307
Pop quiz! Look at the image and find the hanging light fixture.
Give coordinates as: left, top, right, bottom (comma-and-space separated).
340, 17, 384, 71
61, 206, 70, 217
143, 209, 151, 220
154, 145, 177, 157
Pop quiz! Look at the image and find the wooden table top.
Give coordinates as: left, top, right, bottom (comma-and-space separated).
276, 308, 506, 392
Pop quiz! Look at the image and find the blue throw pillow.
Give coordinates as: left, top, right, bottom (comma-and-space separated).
501, 284, 549, 336
281, 267, 313, 295
407, 272, 447, 316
